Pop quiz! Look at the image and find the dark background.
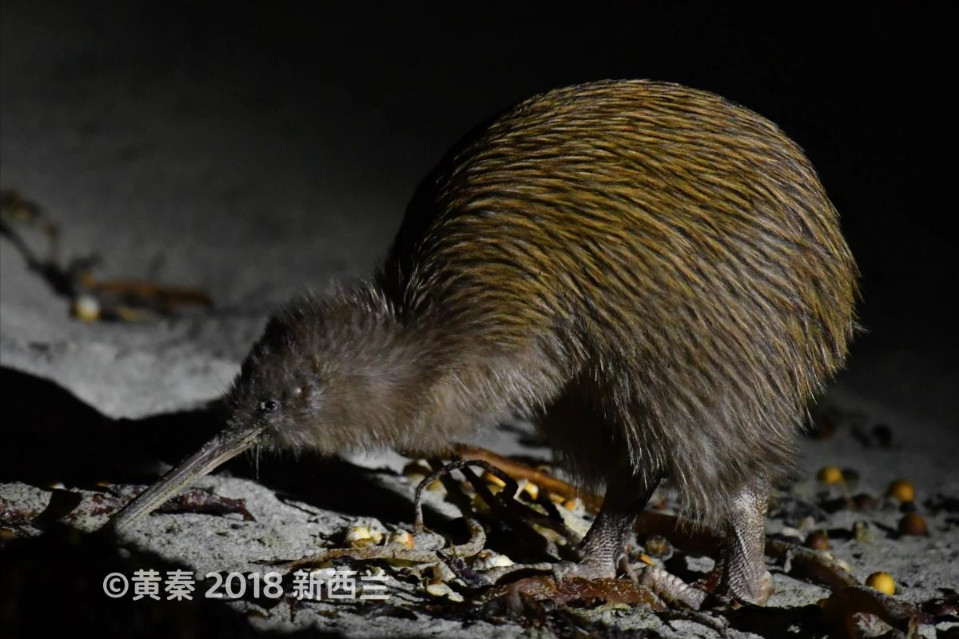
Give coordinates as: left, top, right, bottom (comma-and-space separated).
2, 2, 955, 421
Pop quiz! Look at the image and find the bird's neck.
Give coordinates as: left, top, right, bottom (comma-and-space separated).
305, 284, 454, 455
314, 283, 566, 457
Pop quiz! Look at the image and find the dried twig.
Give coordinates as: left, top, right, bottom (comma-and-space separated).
1, 189, 211, 320
413, 459, 513, 533
447, 443, 922, 631
821, 585, 920, 639
453, 443, 603, 512
765, 538, 857, 589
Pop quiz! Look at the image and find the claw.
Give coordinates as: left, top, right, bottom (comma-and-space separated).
637, 565, 707, 610
727, 569, 773, 606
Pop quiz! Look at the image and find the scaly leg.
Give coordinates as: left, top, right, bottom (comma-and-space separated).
552, 471, 707, 609
721, 476, 774, 605
553, 471, 660, 580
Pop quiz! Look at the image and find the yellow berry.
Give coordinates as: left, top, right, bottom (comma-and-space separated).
817, 465, 843, 484
898, 512, 927, 536
886, 479, 915, 503
865, 571, 895, 595
72, 294, 100, 321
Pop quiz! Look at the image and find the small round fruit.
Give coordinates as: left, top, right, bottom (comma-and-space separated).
886, 479, 915, 503
898, 512, 928, 536
865, 571, 895, 595
72, 294, 101, 322
817, 466, 843, 484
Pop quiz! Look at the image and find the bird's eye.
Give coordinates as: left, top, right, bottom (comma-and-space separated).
259, 399, 280, 413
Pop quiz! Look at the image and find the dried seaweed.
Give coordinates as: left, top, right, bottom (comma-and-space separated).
441, 445, 925, 633
156, 487, 255, 521
1, 189, 212, 321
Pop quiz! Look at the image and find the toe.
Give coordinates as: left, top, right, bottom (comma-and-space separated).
728, 569, 774, 606
638, 565, 707, 609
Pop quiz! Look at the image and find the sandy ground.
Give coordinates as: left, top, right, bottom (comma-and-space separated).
2, 3, 957, 638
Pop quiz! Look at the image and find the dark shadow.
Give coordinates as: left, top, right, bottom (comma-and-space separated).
725, 603, 827, 638
248, 454, 430, 532
0, 523, 339, 638
0, 368, 216, 486
1, 367, 448, 531
1, 367, 221, 485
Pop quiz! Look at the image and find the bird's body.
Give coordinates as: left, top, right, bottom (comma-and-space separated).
111, 80, 858, 606
377, 80, 857, 526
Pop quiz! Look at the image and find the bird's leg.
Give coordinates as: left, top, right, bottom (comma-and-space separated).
552, 469, 713, 609
553, 472, 660, 581
720, 475, 774, 605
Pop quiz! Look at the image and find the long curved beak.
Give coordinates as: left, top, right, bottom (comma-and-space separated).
109, 423, 266, 533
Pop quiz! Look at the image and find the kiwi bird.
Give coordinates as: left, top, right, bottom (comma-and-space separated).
110, 79, 858, 606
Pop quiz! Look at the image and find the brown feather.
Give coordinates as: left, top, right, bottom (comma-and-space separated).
235, 79, 858, 526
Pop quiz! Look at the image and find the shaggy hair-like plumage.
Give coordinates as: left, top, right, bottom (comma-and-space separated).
233, 80, 858, 526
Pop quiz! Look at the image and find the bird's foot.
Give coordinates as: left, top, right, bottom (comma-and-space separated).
723, 567, 774, 607
552, 555, 706, 610
635, 564, 707, 610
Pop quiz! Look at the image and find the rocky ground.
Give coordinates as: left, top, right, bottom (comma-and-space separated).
1, 393, 958, 638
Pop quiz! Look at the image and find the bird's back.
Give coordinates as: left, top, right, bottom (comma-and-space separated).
379, 80, 858, 517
